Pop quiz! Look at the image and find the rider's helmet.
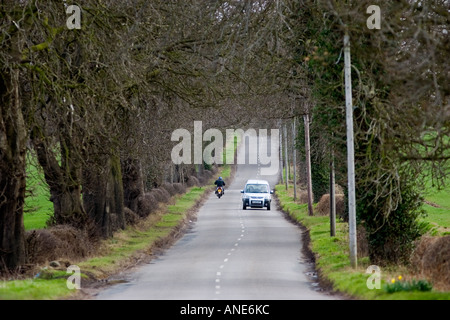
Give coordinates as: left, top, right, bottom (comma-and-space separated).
219, 177, 223, 180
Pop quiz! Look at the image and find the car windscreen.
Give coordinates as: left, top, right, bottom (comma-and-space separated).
245, 184, 268, 193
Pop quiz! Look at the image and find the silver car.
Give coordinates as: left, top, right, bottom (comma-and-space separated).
241, 179, 274, 210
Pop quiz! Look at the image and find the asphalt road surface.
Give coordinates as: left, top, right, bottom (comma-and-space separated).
96, 132, 339, 300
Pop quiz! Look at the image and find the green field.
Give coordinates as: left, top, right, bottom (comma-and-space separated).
422, 174, 450, 235
24, 153, 53, 230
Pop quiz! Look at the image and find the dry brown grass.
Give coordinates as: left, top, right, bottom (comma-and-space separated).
26, 225, 95, 266
315, 193, 346, 220
284, 185, 312, 204
411, 235, 450, 291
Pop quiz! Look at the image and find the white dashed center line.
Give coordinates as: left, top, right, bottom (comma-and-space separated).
214, 209, 246, 297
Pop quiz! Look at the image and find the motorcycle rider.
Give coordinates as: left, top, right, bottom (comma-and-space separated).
214, 176, 226, 195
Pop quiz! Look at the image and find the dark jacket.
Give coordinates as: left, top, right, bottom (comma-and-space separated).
214, 179, 226, 187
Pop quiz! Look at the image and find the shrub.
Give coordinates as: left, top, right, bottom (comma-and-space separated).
26, 229, 62, 265
137, 192, 158, 217
124, 207, 140, 225
149, 188, 170, 204
198, 170, 213, 185
161, 183, 177, 196
26, 225, 93, 264
187, 176, 200, 187
311, 161, 329, 203
357, 177, 426, 265
172, 183, 186, 194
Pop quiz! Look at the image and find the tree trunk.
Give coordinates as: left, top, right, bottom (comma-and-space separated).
122, 159, 145, 213
83, 153, 125, 238
0, 68, 27, 271
31, 130, 88, 228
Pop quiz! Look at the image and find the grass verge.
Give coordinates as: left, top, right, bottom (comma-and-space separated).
275, 184, 450, 300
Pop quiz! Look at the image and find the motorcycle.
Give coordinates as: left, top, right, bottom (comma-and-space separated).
215, 186, 224, 198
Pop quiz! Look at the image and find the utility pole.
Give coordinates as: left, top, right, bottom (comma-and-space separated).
284, 124, 288, 190
344, 33, 357, 269
304, 114, 313, 216
292, 118, 297, 201
330, 147, 336, 237
279, 128, 284, 184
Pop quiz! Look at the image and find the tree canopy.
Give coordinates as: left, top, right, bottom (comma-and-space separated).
1, 0, 448, 271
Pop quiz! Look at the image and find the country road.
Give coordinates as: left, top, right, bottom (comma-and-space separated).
95, 133, 340, 300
